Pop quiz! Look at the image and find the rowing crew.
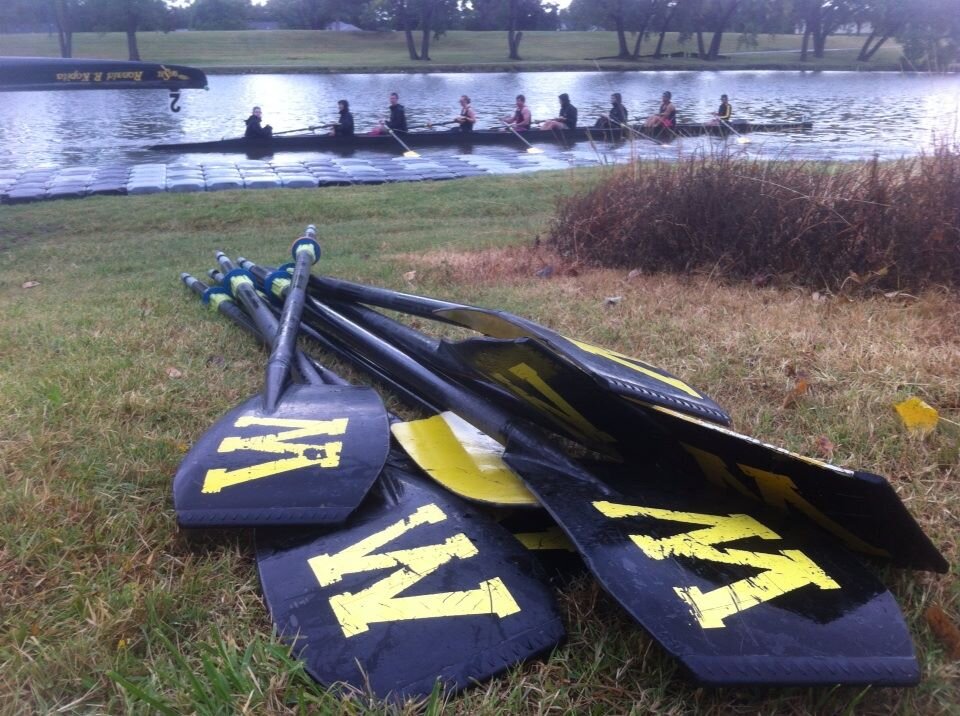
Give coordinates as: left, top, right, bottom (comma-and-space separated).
244, 90, 736, 139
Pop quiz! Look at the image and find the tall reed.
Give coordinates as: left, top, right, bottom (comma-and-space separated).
549, 143, 960, 293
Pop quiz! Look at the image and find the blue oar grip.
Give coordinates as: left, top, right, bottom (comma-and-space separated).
291, 237, 321, 264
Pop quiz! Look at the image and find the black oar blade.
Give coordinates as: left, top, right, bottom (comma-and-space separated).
439, 335, 947, 572
433, 306, 731, 424
174, 384, 389, 527
503, 448, 920, 686
256, 458, 565, 699
437, 335, 661, 455
634, 404, 950, 573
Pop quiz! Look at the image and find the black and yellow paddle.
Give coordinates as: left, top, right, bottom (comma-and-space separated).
179, 273, 565, 699
277, 288, 927, 687
172, 231, 391, 528
314, 296, 948, 574
247, 261, 538, 509
301, 273, 731, 426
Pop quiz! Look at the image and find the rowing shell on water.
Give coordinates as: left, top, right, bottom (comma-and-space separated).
147, 120, 813, 154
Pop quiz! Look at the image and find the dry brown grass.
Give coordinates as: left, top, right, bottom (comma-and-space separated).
548, 145, 960, 294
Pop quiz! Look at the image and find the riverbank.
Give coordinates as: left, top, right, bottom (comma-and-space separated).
1, 171, 957, 713
1, 30, 912, 73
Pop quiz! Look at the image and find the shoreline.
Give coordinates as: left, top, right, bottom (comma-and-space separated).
195, 62, 914, 75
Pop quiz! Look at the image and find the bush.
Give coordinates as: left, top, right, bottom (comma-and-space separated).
548, 144, 960, 293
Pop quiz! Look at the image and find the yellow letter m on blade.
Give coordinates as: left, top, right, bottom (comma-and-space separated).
593, 502, 840, 629
308, 504, 521, 637
202, 416, 348, 493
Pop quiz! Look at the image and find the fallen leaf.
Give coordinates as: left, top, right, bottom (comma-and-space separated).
626, 269, 642, 280
604, 296, 623, 306
165, 367, 183, 379
21, 281, 40, 289
782, 377, 810, 409
925, 605, 960, 659
814, 436, 835, 460
535, 265, 555, 279
402, 270, 417, 283
894, 397, 939, 435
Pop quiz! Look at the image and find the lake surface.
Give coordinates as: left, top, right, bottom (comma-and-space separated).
1, 71, 958, 172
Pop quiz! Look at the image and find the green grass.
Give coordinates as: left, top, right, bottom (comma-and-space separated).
0, 30, 907, 72
0, 173, 957, 713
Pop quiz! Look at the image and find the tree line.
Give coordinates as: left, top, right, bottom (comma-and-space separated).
2, 0, 956, 70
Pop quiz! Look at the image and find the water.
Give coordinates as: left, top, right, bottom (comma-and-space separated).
1, 70, 958, 172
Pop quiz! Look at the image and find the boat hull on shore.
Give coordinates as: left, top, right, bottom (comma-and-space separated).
147, 121, 813, 155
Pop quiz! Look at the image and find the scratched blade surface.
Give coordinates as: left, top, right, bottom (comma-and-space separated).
501, 448, 920, 687
174, 384, 388, 527
255, 455, 564, 700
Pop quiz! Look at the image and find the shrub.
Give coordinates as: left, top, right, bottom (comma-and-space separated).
548, 144, 960, 293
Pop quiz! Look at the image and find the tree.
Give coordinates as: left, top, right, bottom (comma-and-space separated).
190, 0, 250, 29
797, 0, 856, 60
897, 0, 960, 70
856, 0, 909, 61
49, 0, 78, 58
86, 0, 167, 60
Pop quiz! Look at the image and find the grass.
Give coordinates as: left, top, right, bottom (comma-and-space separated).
0, 171, 957, 713
0, 30, 907, 72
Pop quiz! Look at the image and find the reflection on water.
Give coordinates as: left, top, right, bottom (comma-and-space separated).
0, 71, 957, 172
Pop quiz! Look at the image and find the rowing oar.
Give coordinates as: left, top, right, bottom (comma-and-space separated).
171, 231, 390, 528
249, 261, 538, 509
292, 275, 948, 572
281, 288, 925, 687
179, 274, 564, 699
499, 119, 544, 154
384, 127, 420, 158
271, 124, 329, 136
296, 271, 730, 425
719, 117, 750, 144
411, 120, 457, 130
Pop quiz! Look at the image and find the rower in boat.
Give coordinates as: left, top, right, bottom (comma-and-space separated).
502, 94, 532, 131
244, 106, 272, 139
540, 93, 578, 131
330, 99, 354, 137
595, 93, 628, 129
643, 91, 676, 130
708, 94, 732, 126
373, 92, 407, 135
451, 95, 477, 132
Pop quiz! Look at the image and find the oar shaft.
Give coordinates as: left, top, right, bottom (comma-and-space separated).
263, 226, 320, 412
215, 251, 325, 387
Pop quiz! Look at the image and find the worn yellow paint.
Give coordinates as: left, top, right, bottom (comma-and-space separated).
202, 416, 347, 493
391, 412, 536, 506
492, 362, 615, 446
683, 444, 888, 557
568, 338, 703, 399
309, 504, 521, 637
593, 501, 840, 628
513, 526, 576, 552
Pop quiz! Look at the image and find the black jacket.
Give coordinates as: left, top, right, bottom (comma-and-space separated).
386, 103, 407, 132
244, 114, 271, 139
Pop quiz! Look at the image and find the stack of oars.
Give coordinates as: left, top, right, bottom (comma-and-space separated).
174, 226, 947, 702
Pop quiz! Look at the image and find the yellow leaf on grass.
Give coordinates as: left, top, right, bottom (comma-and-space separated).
894, 397, 939, 435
